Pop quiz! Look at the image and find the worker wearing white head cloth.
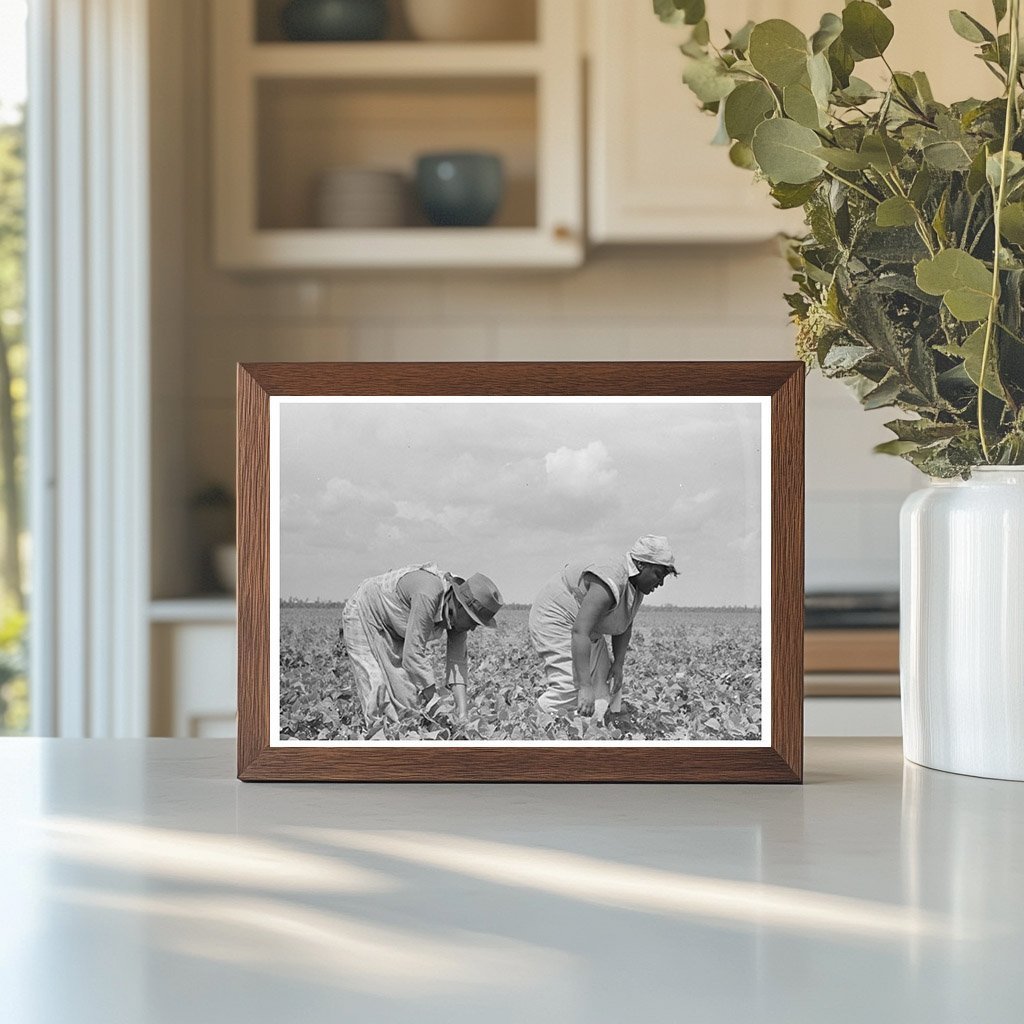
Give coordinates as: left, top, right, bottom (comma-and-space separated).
528, 535, 678, 718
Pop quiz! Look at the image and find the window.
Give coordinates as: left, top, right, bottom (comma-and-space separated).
0, 0, 28, 734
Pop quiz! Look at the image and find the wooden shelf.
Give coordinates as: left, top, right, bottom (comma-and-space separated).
212, 0, 583, 269
249, 42, 544, 78
217, 227, 580, 270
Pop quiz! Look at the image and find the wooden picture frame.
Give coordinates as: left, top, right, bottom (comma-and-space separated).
237, 362, 804, 782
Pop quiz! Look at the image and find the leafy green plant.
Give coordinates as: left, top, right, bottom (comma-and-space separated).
278, 606, 762, 742
658, 0, 1024, 476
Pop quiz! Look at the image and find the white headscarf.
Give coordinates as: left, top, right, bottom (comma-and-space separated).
626, 535, 678, 576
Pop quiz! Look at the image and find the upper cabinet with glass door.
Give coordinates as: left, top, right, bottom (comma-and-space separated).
586, 0, 999, 245
212, 0, 583, 268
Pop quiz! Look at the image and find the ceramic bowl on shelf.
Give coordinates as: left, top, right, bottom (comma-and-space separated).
315, 167, 408, 228
403, 0, 534, 42
414, 152, 504, 227
280, 0, 388, 42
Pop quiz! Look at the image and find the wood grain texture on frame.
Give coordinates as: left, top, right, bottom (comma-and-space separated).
237, 362, 805, 783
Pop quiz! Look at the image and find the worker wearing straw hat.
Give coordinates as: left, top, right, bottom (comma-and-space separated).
342, 563, 503, 726
528, 536, 677, 718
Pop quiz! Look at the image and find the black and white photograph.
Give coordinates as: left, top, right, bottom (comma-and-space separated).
270, 396, 769, 745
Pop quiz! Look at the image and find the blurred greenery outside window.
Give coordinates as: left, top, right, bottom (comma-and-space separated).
0, 0, 28, 734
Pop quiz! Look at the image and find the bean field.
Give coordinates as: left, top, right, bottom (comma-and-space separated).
279, 604, 763, 742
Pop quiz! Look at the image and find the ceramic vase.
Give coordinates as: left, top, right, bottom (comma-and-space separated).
280, 0, 388, 42
900, 467, 1024, 780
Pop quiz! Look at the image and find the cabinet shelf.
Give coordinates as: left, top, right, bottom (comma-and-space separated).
249, 42, 544, 78
212, 0, 582, 269
217, 226, 580, 270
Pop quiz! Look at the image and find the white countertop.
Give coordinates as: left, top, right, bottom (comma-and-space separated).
1, 738, 1020, 1023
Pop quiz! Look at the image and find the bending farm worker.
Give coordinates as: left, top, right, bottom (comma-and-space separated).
342, 563, 503, 725
528, 535, 677, 718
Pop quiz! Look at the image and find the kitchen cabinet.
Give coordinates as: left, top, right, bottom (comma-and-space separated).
587, 0, 811, 243
150, 600, 237, 738
586, 0, 999, 244
211, 0, 583, 269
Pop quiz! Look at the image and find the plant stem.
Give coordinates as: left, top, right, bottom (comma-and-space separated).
822, 167, 880, 205
969, 212, 994, 253
979, 0, 1021, 462
750, 69, 784, 117
884, 170, 939, 254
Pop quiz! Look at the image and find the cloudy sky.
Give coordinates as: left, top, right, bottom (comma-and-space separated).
276, 398, 764, 607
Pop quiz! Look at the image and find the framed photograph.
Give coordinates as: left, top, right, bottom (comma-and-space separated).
237, 362, 804, 782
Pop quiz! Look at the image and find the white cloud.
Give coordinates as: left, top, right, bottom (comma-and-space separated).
544, 442, 617, 498
727, 529, 760, 553
669, 487, 723, 530
320, 477, 393, 517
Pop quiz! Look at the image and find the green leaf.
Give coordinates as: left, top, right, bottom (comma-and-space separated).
874, 439, 922, 455
940, 325, 1006, 398
842, 1, 895, 59
751, 118, 828, 184
683, 2, 706, 28
862, 374, 903, 409
827, 36, 856, 89
986, 150, 1024, 191
814, 146, 872, 170
932, 190, 950, 247
653, 0, 705, 26
724, 20, 755, 53
784, 80, 824, 129
729, 140, 757, 169
876, 197, 918, 228
724, 81, 775, 144
892, 72, 923, 110
922, 140, 973, 171
682, 58, 736, 104
770, 180, 820, 209
860, 133, 904, 173
916, 250, 994, 322
948, 10, 994, 44
1000, 203, 1024, 245
909, 164, 933, 205
838, 76, 878, 104
967, 144, 991, 194
885, 418, 964, 443
810, 13, 843, 54
748, 20, 809, 87
913, 71, 935, 104
808, 51, 833, 111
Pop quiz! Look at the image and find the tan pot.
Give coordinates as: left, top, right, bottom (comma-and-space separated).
403, 0, 535, 41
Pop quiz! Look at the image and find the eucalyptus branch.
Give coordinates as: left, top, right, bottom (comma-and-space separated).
822, 167, 881, 205
884, 170, 939, 255
978, 0, 1021, 462
749, 68, 784, 117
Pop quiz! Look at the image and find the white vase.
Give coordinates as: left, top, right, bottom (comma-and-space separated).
900, 467, 1024, 780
